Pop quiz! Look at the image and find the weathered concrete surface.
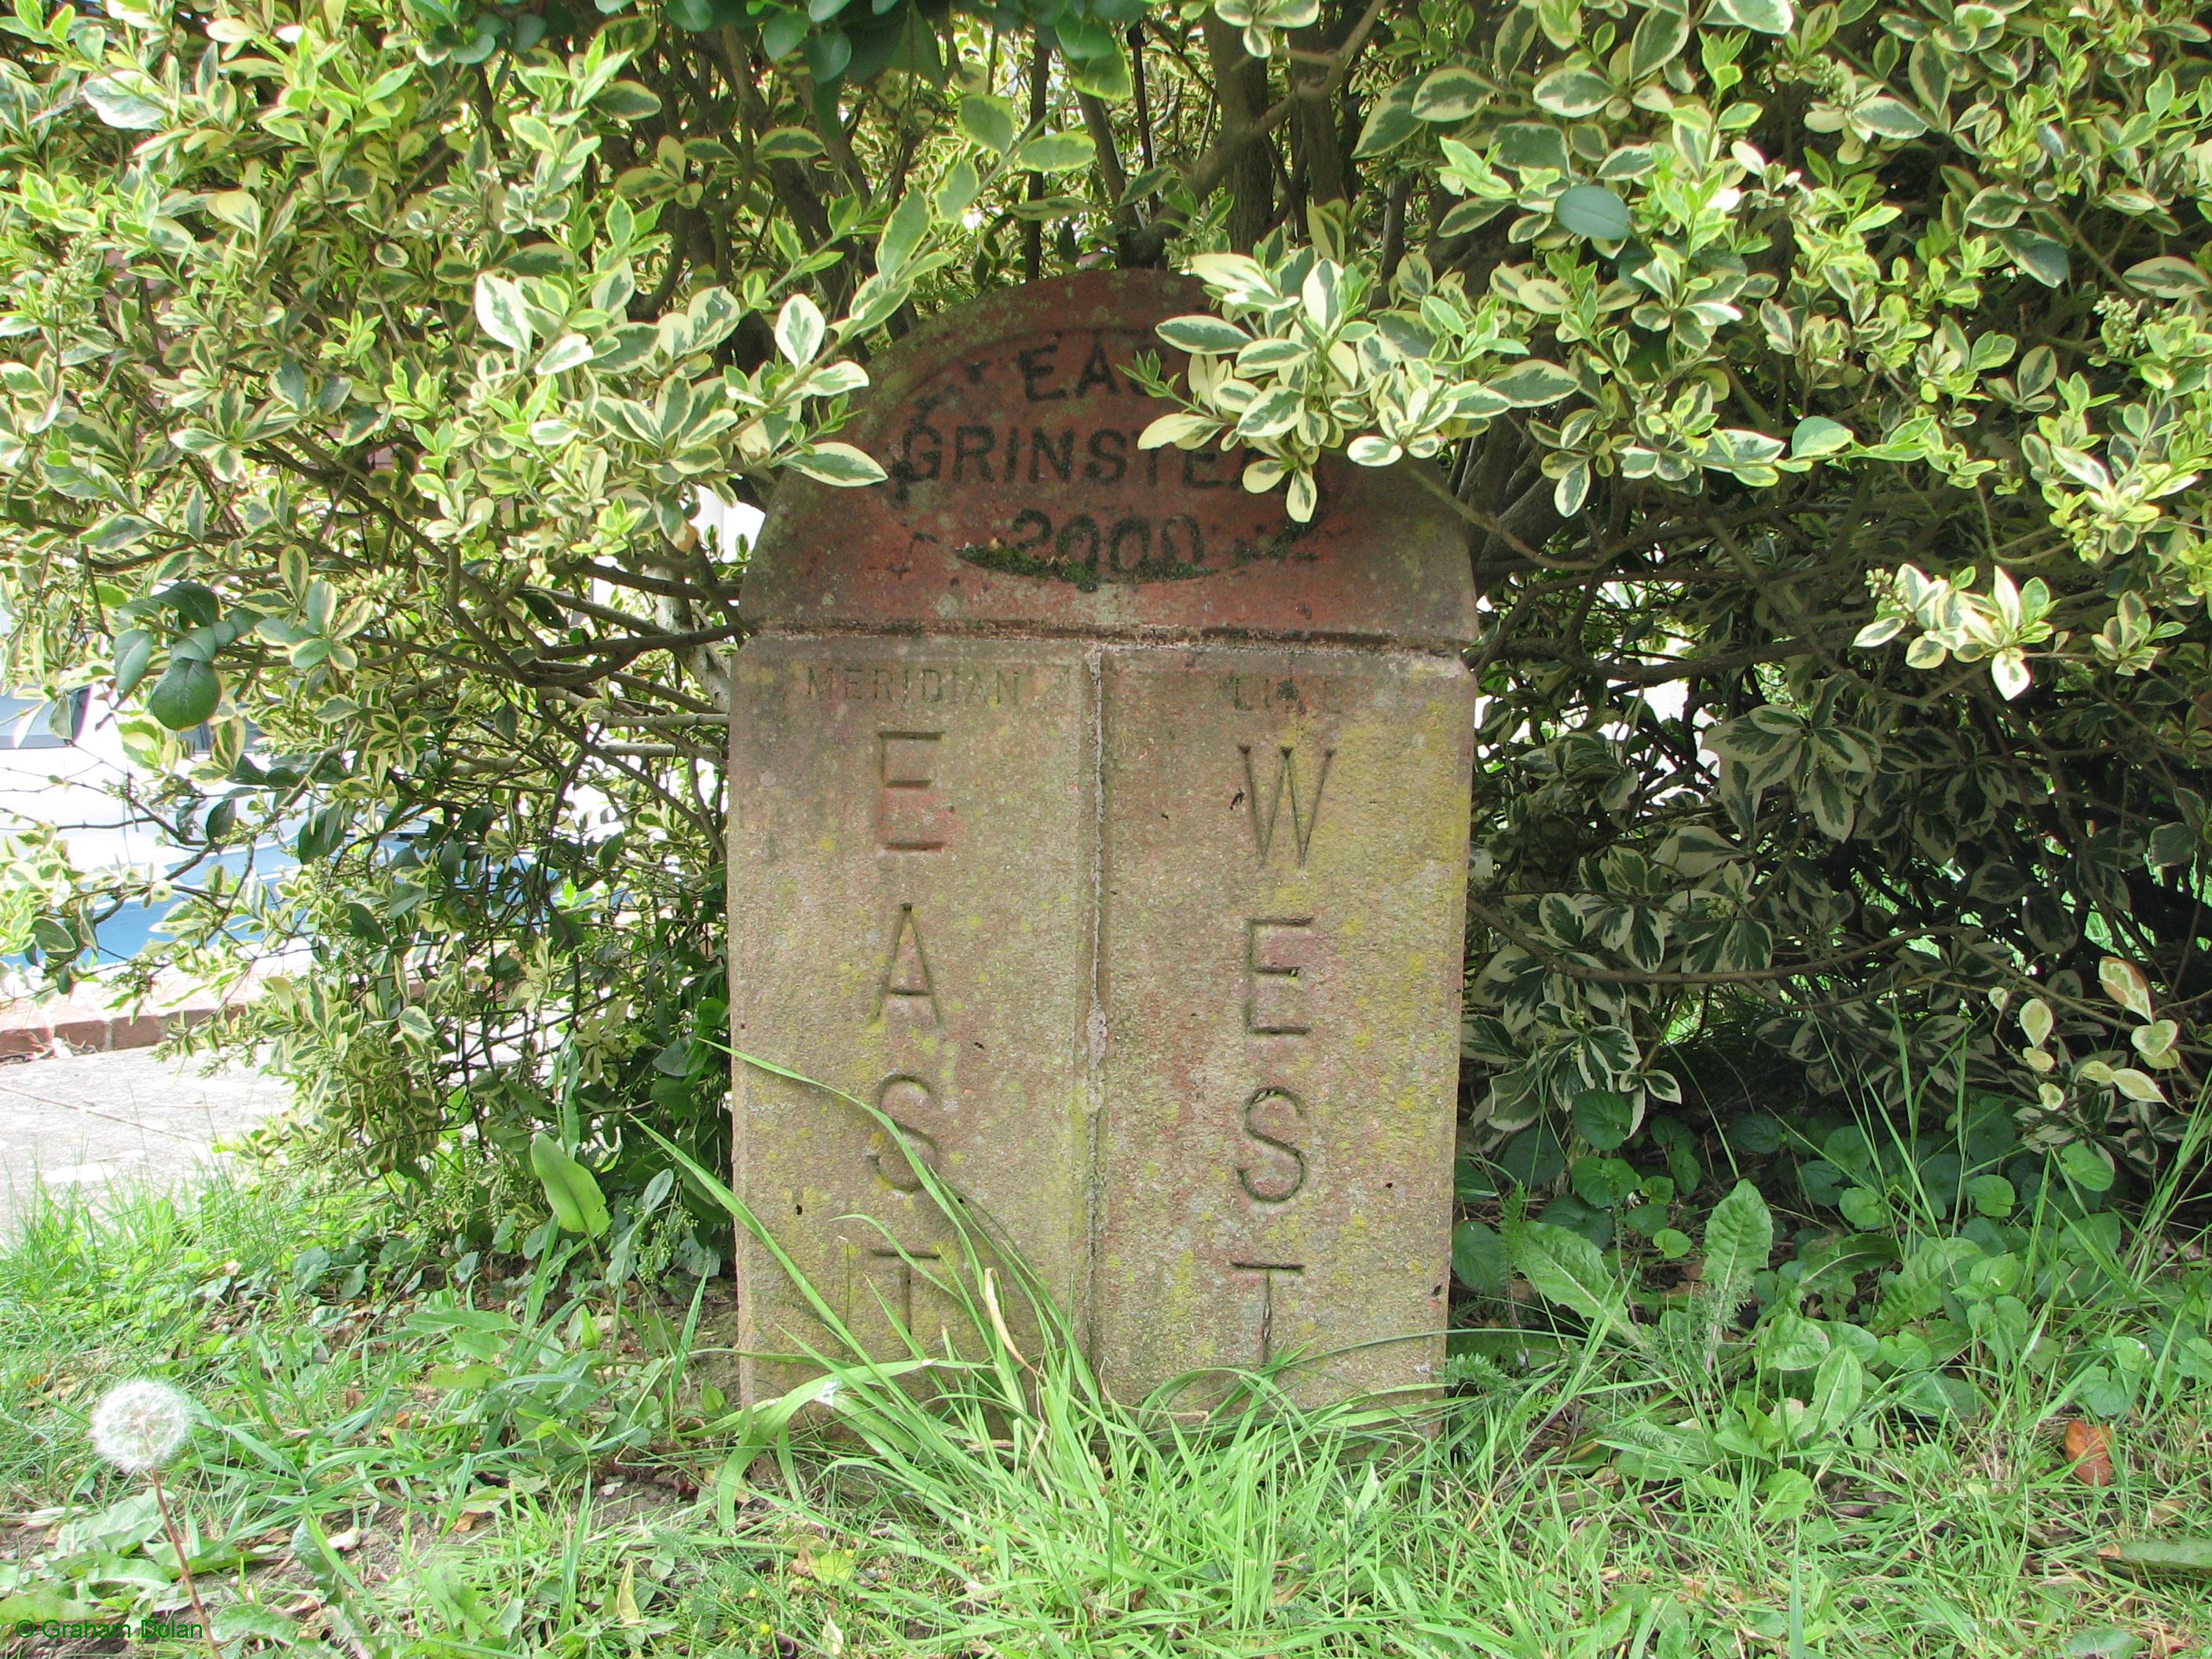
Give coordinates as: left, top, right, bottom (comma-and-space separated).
730, 269, 1477, 1407
729, 638, 1093, 1394
1093, 647, 1470, 1401
0, 1047, 283, 1232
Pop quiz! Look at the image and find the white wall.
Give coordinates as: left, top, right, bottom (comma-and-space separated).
3, 487, 766, 882
0, 688, 162, 872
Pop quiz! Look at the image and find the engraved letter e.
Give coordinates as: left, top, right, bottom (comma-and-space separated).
879, 731, 950, 851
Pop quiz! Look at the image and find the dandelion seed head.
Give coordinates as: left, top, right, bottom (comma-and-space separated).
89, 1379, 194, 1474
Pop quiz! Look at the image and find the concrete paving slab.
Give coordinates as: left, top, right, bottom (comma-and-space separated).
0, 1047, 285, 1232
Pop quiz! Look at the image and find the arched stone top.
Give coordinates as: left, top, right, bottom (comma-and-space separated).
743, 269, 1478, 652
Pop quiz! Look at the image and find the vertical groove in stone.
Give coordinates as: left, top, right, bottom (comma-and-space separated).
1081, 641, 1108, 1363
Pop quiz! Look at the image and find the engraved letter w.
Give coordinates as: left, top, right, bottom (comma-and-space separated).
1240, 744, 1333, 866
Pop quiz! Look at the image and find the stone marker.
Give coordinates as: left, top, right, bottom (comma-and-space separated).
728, 270, 1477, 1406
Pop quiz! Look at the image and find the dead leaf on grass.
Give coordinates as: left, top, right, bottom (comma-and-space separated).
2067, 1421, 2115, 1486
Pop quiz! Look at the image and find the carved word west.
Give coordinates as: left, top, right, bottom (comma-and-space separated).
1232, 734, 1332, 1361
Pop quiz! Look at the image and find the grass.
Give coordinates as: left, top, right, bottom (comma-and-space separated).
0, 1155, 2207, 1657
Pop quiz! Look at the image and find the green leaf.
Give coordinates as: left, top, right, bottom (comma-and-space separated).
1542, 1192, 1614, 1247
1705, 0, 1793, 31
775, 294, 826, 365
667, 0, 745, 27
1013, 131, 1096, 174
1629, 7, 1692, 79
877, 189, 931, 274
1533, 67, 1613, 117
31, 917, 79, 958
1996, 227, 2069, 287
1412, 65, 1488, 123
1571, 1088, 1635, 1151
1759, 1467, 1817, 1523
536, 333, 594, 375
2147, 822, 2196, 869
1699, 1179, 1772, 1313
2059, 1141, 2115, 1193
86, 513, 159, 553
1908, 38, 1952, 123
1156, 314, 1254, 354
2063, 1628, 2147, 1658
0, 1589, 104, 1628
2097, 955, 2154, 1020
146, 658, 218, 731
1895, 1370, 1983, 1419
530, 1133, 610, 1238
474, 273, 533, 352
82, 74, 165, 129
1064, 40, 1130, 100
1755, 1309, 1831, 1372
789, 442, 886, 485
1451, 1219, 1508, 1295
1506, 1218, 1643, 1343
114, 628, 155, 695
1353, 81, 1421, 156
935, 156, 981, 217
1554, 184, 1631, 241
1495, 122, 1573, 173
1965, 1174, 2015, 1218
806, 30, 851, 83
1855, 95, 1928, 138
1790, 416, 1854, 456
1571, 1155, 1639, 1209
2122, 256, 2210, 299
2105, 1540, 2212, 1576
294, 804, 346, 862
958, 94, 1017, 154
595, 79, 663, 119
1808, 1343, 1863, 1437
756, 125, 828, 161
1488, 360, 1580, 406
1139, 411, 1217, 449
1837, 1183, 1886, 1228
759, 9, 806, 56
